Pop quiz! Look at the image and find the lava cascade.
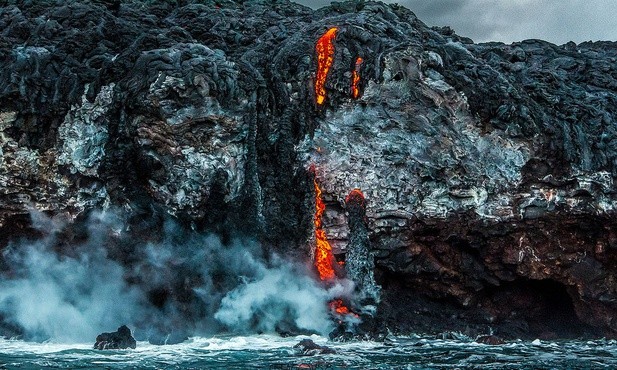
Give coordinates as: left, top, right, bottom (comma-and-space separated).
351, 57, 363, 99
312, 172, 360, 319
315, 27, 338, 105
313, 176, 336, 281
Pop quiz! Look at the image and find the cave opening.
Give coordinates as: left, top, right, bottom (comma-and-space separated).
374, 268, 603, 339
482, 279, 601, 339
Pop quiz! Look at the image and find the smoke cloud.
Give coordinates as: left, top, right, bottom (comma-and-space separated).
0, 209, 340, 343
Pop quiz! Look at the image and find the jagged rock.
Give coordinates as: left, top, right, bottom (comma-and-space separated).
345, 189, 380, 307
0, 314, 23, 340
293, 339, 336, 355
94, 325, 137, 350
0, 0, 617, 340
476, 335, 505, 345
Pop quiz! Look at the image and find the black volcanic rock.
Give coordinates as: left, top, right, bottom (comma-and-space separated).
1, 0, 617, 340
476, 335, 505, 345
0, 314, 23, 340
94, 325, 137, 350
293, 339, 336, 355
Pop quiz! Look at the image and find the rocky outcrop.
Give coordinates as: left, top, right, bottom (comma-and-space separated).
476, 335, 505, 345
1, 0, 617, 339
344, 189, 379, 310
94, 325, 137, 350
293, 338, 336, 355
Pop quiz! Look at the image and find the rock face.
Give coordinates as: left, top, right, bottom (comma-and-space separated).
345, 189, 380, 309
94, 325, 137, 350
1, 0, 617, 339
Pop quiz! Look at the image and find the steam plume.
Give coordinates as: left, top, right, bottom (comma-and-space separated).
0, 209, 339, 342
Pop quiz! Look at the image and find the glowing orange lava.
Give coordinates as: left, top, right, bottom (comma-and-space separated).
329, 299, 350, 315
313, 176, 336, 280
351, 57, 363, 99
345, 188, 365, 206
329, 299, 359, 318
310, 168, 357, 316
315, 27, 338, 105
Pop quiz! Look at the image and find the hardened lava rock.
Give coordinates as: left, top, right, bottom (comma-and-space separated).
344, 189, 380, 308
293, 338, 336, 356
94, 325, 137, 350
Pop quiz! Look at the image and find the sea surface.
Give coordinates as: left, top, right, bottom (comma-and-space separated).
0, 334, 615, 369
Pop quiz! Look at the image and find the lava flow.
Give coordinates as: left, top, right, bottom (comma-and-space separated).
315, 27, 338, 105
345, 188, 365, 207
311, 170, 359, 320
329, 299, 351, 315
313, 175, 336, 281
351, 57, 363, 99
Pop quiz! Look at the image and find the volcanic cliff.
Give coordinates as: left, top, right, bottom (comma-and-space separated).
1, 0, 617, 340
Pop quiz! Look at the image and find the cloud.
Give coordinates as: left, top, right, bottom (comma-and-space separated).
296, 0, 617, 44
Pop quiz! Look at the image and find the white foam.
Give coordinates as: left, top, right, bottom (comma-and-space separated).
0, 334, 327, 356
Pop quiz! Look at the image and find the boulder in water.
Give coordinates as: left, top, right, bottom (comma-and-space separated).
476, 335, 505, 345
94, 325, 137, 350
293, 339, 336, 356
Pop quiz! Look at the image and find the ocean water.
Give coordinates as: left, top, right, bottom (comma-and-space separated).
0, 335, 615, 369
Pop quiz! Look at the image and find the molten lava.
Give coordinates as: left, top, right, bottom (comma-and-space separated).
315, 27, 338, 105
329, 299, 350, 315
313, 176, 336, 281
329, 299, 359, 318
345, 188, 365, 207
310, 168, 357, 317
351, 57, 363, 99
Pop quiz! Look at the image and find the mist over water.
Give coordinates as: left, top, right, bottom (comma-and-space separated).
0, 233, 143, 342
0, 209, 343, 343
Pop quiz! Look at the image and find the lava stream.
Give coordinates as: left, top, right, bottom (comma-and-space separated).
311, 171, 359, 320
315, 27, 338, 105
351, 57, 363, 99
313, 176, 336, 281
329, 299, 350, 315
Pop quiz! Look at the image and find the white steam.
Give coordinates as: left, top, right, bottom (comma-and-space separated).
214, 256, 342, 335
0, 209, 340, 342
0, 236, 144, 342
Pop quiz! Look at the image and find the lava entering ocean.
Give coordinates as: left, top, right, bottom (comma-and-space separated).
330, 299, 349, 314
315, 27, 337, 105
329, 299, 356, 316
311, 168, 360, 321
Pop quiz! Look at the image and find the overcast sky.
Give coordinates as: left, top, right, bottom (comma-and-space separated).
296, 0, 617, 44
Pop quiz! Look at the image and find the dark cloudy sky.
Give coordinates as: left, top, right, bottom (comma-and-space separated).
296, 0, 617, 44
